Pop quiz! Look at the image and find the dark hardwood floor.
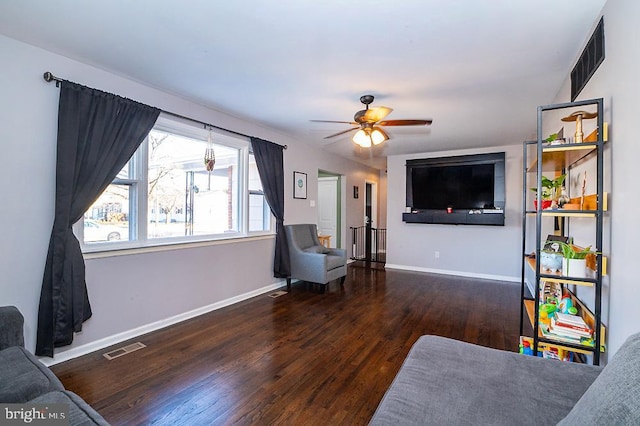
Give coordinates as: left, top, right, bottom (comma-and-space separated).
51, 265, 526, 425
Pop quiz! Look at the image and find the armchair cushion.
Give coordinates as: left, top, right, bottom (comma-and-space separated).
326, 254, 345, 271
304, 245, 330, 254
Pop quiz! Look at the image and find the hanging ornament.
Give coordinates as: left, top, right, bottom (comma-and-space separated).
204, 128, 216, 172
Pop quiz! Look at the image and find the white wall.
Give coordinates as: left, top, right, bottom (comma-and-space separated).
548, 0, 640, 356
0, 34, 381, 361
386, 144, 522, 282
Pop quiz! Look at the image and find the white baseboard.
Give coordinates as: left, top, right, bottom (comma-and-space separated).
384, 263, 519, 283
40, 280, 288, 367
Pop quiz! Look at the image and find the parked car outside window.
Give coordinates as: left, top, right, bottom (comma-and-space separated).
83, 220, 124, 242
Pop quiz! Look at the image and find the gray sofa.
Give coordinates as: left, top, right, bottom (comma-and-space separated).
370, 333, 640, 425
0, 306, 109, 425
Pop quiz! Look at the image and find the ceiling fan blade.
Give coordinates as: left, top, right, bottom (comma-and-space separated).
364, 106, 393, 123
324, 127, 359, 139
310, 120, 358, 125
378, 119, 433, 126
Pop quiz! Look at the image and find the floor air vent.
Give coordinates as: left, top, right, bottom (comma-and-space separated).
268, 290, 288, 298
103, 342, 147, 360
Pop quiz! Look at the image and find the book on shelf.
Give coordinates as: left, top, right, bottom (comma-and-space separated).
554, 312, 589, 327
540, 324, 594, 347
550, 318, 592, 338
552, 316, 592, 333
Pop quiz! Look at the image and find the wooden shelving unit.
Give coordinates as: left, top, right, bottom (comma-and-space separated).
519, 98, 608, 365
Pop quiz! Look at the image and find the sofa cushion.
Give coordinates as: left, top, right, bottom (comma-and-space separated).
30, 390, 109, 425
0, 306, 24, 350
558, 332, 640, 425
370, 335, 602, 426
0, 346, 64, 403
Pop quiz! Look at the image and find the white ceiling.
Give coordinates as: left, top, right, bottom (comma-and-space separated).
0, 0, 607, 169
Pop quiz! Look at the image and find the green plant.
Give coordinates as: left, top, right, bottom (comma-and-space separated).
556, 241, 595, 259
544, 133, 559, 142
530, 174, 566, 200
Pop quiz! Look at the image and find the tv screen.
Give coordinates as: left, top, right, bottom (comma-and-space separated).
411, 163, 495, 210
406, 152, 505, 213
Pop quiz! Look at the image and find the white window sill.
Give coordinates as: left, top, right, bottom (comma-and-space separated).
83, 233, 275, 260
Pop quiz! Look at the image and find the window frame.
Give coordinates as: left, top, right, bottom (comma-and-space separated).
76, 115, 274, 254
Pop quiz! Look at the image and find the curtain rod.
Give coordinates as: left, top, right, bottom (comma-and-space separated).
42, 71, 287, 149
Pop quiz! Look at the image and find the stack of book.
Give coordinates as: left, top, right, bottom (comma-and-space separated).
547, 312, 593, 343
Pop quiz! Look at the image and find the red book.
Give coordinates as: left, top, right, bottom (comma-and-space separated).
551, 318, 592, 337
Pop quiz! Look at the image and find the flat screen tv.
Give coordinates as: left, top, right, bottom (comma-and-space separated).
405, 152, 505, 225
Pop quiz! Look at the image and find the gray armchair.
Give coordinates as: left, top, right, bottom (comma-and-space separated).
284, 224, 347, 292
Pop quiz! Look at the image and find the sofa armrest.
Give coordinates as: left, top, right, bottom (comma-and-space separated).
0, 306, 25, 349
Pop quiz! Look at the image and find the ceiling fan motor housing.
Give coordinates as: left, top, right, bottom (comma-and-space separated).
354, 110, 368, 123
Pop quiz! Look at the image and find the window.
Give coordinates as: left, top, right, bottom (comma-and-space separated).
248, 153, 270, 232
77, 116, 273, 250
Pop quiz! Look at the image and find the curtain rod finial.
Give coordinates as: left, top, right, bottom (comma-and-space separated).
43, 72, 61, 87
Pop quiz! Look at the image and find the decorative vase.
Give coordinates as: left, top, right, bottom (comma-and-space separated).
533, 199, 552, 210
562, 258, 587, 278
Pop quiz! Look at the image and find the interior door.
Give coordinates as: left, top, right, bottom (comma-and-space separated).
318, 177, 339, 247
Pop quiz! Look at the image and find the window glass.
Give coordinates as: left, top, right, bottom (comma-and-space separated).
83, 184, 131, 243
248, 153, 270, 232
147, 129, 240, 239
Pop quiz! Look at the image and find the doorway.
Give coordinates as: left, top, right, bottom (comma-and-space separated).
317, 174, 341, 248
365, 181, 377, 229
350, 180, 386, 264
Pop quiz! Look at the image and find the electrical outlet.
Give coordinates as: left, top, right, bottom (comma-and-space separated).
435, 251, 440, 259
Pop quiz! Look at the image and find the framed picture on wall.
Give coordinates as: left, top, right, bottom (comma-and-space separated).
293, 171, 307, 199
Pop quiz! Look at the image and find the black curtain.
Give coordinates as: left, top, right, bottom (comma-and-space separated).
250, 137, 290, 278
36, 81, 160, 357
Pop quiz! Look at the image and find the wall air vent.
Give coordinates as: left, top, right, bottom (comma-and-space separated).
571, 17, 605, 101
103, 341, 147, 360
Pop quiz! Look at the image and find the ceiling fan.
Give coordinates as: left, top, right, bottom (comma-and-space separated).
311, 95, 432, 147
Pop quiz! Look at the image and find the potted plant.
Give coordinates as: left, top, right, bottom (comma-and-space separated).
531, 174, 566, 210
556, 241, 596, 278
544, 133, 564, 144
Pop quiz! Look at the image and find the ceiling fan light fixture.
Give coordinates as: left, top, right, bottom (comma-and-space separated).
371, 127, 388, 145
353, 129, 372, 148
